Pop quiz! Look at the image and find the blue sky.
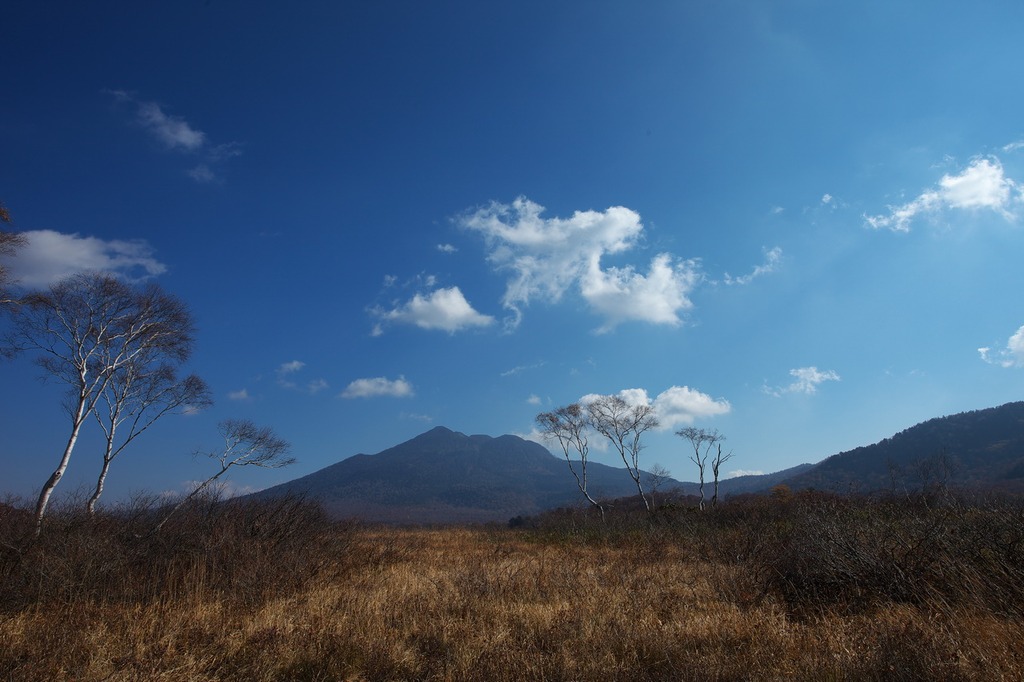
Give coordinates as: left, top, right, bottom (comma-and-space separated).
3, 1, 1023, 503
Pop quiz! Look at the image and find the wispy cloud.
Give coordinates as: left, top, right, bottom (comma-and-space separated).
372, 286, 494, 334
979, 324, 1024, 368
865, 157, 1022, 232
228, 389, 250, 401
0, 229, 167, 287
500, 361, 546, 377
107, 90, 242, 183
275, 360, 328, 394
724, 246, 783, 286
526, 394, 542, 405
341, 376, 414, 399
579, 385, 731, 431
437, 243, 458, 253
459, 197, 700, 331
765, 366, 841, 396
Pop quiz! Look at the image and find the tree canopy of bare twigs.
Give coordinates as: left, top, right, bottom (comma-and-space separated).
586, 395, 659, 514
536, 403, 605, 520
677, 427, 725, 511
4, 272, 199, 529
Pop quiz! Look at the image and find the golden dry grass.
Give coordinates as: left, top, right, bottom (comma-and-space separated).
3, 516, 1024, 681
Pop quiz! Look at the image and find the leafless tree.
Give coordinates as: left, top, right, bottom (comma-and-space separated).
709, 443, 733, 507
155, 419, 294, 532
586, 395, 659, 514
537, 403, 605, 521
88, 364, 212, 514
0, 201, 27, 307
5, 273, 196, 529
646, 463, 673, 509
677, 427, 725, 511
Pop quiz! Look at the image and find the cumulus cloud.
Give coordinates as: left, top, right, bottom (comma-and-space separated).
724, 246, 783, 286
437, 243, 458, 253
373, 286, 494, 334
865, 157, 1022, 232
579, 385, 731, 431
107, 90, 241, 183
1, 229, 167, 287
979, 324, 1024, 368
341, 376, 414, 399
765, 366, 841, 396
582, 253, 700, 333
459, 197, 699, 331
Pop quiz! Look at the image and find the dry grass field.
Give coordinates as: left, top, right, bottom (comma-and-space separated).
2, 491, 1023, 681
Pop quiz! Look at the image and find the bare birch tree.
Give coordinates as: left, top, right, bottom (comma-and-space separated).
537, 403, 605, 521
5, 273, 196, 529
155, 419, 294, 532
88, 364, 212, 514
709, 442, 733, 508
586, 395, 659, 514
677, 427, 724, 511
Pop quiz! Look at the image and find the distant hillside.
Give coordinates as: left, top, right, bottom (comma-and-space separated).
252, 426, 676, 523
777, 402, 1024, 494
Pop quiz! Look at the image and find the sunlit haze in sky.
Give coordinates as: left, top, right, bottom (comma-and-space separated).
3, 2, 1023, 503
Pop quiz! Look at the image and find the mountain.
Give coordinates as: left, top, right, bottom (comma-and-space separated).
251, 426, 675, 524
774, 401, 1024, 494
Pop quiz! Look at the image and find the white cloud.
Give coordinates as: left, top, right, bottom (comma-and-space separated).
306, 378, 329, 394
108, 90, 240, 183
500, 361, 545, 377
341, 376, 414, 399
865, 157, 1022, 231
459, 197, 698, 330
134, 100, 207, 151
1, 229, 167, 287
727, 469, 765, 478
1003, 140, 1024, 153
526, 394, 542, 405
278, 360, 305, 375
274, 360, 328, 394
822, 193, 833, 204
581, 253, 700, 333
228, 389, 250, 401
979, 324, 1024, 368
724, 246, 783, 286
437, 243, 457, 253
374, 286, 494, 333
766, 366, 841, 396
579, 385, 731, 431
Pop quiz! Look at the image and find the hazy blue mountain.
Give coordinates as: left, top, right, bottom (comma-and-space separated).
252, 403, 1024, 523
774, 402, 1024, 494
252, 426, 676, 523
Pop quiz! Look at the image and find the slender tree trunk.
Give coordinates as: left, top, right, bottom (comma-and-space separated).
153, 466, 227, 533
630, 472, 652, 514
86, 457, 113, 515
35, 401, 88, 532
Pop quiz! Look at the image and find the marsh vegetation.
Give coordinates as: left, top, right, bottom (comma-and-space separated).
2, 489, 1023, 680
